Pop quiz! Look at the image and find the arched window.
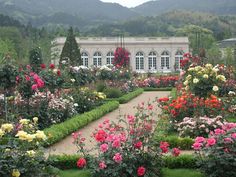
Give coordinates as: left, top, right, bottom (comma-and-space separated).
135, 52, 144, 70
81, 52, 88, 67
175, 50, 184, 70
148, 52, 157, 70
93, 52, 102, 67
161, 51, 170, 69
106, 52, 114, 65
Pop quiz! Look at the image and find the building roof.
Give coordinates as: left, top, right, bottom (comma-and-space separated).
53, 37, 189, 46
219, 38, 236, 48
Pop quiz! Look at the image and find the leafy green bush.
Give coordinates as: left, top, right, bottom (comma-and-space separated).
104, 88, 122, 98
163, 155, 197, 169
43, 101, 119, 146
143, 87, 173, 91
117, 88, 144, 104
49, 155, 81, 170
96, 82, 106, 92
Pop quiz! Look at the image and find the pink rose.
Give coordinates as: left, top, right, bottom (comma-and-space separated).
206, 138, 216, 147
231, 133, 236, 139
160, 142, 169, 153
224, 137, 233, 143
214, 128, 225, 135
195, 137, 205, 143
113, 153, 122, 163
95, 130, 107, 142
137, 166, 146, 176
32, 84, 38, 90
112, 140, 121, 148
99, 161, 107, 169
100, 143, 109, 153
77, 158, 86, 168
192, 142, 202, 150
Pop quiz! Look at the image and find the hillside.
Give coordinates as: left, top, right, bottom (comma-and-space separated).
134, 0, 236, 16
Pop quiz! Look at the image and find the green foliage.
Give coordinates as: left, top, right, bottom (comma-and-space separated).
163, 155, 197, 169
49, 155, 81, 170
29, 47, 43, 72
104, 88, 123, 98
162, 168, 204, 177
0, 38, 17, 60
59, 169, 91, 177
117, 88, 144, 104
96, 82, 107, 92
143, 87, 173, 92
170, 88, 177, 99
60, 27, 81, 66
43, 101, 119, 146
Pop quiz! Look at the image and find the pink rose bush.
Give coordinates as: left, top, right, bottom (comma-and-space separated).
193, 123, 236, 177
73, 103, 180, 177
176, 116, 226, 138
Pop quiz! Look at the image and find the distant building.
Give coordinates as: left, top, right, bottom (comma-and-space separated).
52, 37, 189, 73
218, 38, 236, 59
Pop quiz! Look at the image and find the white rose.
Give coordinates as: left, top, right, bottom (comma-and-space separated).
193, 78, 199, 84
203, 74, 208, 79
212, 86, 219, 92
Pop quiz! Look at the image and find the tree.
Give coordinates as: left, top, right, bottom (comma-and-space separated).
60, 27, 81, 66
29, 47, 43, 72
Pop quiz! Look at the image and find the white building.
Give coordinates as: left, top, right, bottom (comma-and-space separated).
52, 37, 189, 72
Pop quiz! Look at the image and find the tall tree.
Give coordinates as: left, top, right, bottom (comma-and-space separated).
29, 47, 43, 72
60, 27, 81, 66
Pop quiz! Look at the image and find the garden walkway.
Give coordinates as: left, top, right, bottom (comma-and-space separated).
46, 91, 170, 155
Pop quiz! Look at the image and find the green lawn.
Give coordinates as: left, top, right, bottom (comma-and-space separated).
59, 168, 204, 177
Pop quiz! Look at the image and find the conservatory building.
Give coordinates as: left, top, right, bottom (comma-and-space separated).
52, 37, 189, 73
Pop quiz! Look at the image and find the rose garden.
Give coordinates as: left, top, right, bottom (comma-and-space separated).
0, 43, 236, 177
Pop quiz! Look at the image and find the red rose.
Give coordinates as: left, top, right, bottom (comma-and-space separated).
137, 166, 146, 176
49, 63, 55, 69
95, 130, 107, 142
41, 64, 46, 69
134, 141, 143, 149
57, 69, 61, 76
77, 158, 86, 168
172, 148, 181, 157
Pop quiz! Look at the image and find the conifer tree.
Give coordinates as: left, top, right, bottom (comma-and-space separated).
29, 47, 43, 72
60, 27, 81, 66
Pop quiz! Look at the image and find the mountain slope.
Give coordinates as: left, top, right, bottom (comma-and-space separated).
134, 0, 236, 16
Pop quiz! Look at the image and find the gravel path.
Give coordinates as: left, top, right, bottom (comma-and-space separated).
46, 91, 170, 155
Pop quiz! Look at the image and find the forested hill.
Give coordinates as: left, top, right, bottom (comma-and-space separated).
0, 0, 235, 29
134, 0, 236, 16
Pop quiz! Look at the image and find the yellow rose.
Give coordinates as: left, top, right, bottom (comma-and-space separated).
5, 148, 11, 153
203, 74, 209, 79
193, 78, 199, 84
33, 117, 38, 123
26, 150, 36, 157
19, 119, 30, 125
26, 134, 35, 142
1, 123, 13, 133
186, 75, 192, 80
35, 130, 47, 141
15, 131, 28, 141
205, 64, 213, 69
183, 80, 188, 86
216, 75, 226, 82
12, 169, 20, 177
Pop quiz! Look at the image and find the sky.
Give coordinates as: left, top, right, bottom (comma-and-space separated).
100, 0, 152, 8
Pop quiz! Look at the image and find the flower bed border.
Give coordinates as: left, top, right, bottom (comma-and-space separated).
49, 154, 197, 170
43, 101, 119, 146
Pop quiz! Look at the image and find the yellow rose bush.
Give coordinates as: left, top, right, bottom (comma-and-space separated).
184, 64, 226, 98
0, 118, 53, 177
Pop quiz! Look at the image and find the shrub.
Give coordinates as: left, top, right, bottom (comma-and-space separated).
0, 118, 52, 177
104, 88, 122, 98
73, 103, 180, 177
117, 88, 143, 104
193, 123, 236, 177
163, 155, 197, 169
176, 116, 225, 138
96, 82, 107, 92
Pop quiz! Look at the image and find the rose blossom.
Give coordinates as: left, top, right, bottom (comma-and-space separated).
134, 141, 143, 149
40, 63, 46, 69
192, 142, 202, 150
32, 84, 38, 90
112, 139, 121, 148
172, 148, 181, 157
206, 138, 216, 146
95, 130, 107, 142
99, 161, 107, 169
231, 133, 236, 139
100, 143, 109, 153
160, 141, 169, 153
113, 153, 122, 163
195, 137, 205, 143
77, 158, 86, 168
49, 63, 55, 69
137, 166, 146, 176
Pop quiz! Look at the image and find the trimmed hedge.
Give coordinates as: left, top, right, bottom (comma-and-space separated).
163, 155, 198, 169
43, 101, 119, 146
49, 154, 197, 170
117, 88, 144, 104
143, 87, 173, 91
170, 88, 177, 99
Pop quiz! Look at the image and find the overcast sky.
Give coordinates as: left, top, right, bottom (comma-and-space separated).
100, 0, 152, 8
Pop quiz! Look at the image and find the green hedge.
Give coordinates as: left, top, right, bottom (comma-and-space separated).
43, 101, 119, 146
49, 154, 197, 170
117, 88, 144, 104
163, 155, 198, 169
143, 87, 173, 91
170, 88, 177, 99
